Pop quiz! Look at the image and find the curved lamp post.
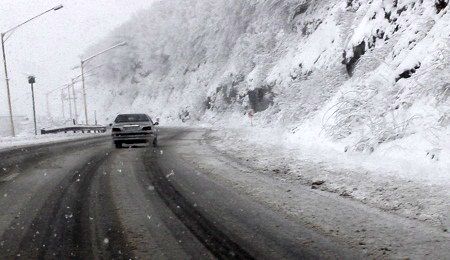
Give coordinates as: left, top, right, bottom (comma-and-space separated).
46, 64, 103, 124
77, 42, 127, 125
1, 4, 63, 136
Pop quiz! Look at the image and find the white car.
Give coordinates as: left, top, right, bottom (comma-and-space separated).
111, 113, 158, 148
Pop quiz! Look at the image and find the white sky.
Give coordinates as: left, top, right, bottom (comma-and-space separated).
0, 0, 154, 118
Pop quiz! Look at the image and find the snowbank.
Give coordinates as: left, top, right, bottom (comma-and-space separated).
0, 132, 106, 151
207, 126, 449, 229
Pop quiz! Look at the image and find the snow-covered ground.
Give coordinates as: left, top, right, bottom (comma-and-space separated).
207, 126, 449, 230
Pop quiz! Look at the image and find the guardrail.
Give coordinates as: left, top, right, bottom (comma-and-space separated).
41, 125, 107, 135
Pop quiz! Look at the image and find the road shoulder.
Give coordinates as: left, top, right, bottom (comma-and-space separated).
169, 127, 449, 259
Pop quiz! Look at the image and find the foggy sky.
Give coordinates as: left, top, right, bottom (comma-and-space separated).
0, 0, 154, 118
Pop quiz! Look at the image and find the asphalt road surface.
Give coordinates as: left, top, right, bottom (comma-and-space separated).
0, 128, 446, 259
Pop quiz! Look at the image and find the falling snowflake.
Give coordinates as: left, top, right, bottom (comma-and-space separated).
103, 238, 109, 244
160, 150, 164, 155
147, 185, 155, 191
166, 170, 175, 178
117, 169, 122, 173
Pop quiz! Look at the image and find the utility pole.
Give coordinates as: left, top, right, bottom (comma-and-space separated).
60, 89, 65, 119
28, 76, 37, 135
78, 63, 103, 125
71, 79, 78, 124
1, 33, 15, 137
80, 60, 88, 125
67, 85, 73, 121
81, 60, 89, 125
46, 93, 52, 121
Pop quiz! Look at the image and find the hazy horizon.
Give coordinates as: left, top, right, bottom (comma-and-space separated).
0, 0, 155, 119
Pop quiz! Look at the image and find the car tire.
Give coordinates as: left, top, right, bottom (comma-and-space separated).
115, 141, 122, 149
153, 137, 158, 147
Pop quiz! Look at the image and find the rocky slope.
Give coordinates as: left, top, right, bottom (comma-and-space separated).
86, 0, 449, 155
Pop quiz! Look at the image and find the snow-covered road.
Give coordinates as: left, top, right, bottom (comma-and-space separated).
0, 127, 448, 259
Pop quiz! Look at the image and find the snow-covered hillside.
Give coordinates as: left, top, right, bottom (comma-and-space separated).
86, 0, 449, 156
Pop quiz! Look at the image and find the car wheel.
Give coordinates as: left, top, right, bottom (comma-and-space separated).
153, 137, 158, 147
115, 141, 122, 149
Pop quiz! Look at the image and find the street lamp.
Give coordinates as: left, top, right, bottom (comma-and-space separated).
60, 89, 66, 119
28, 76, 37, 135
77, 41, 127, 125
46, 65, 102, 125
1, 4, 64, 137
66, 84, 73, 121
71, 78, 78, 124
52, 5, 64, 11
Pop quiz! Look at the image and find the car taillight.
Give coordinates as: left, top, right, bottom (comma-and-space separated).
142, 126, 152, 131
112, 128, 121, 132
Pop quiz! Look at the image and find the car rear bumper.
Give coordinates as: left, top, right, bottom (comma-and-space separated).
112, 132, 155, 143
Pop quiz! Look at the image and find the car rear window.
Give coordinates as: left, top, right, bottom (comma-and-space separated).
114, 114, 150, 123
